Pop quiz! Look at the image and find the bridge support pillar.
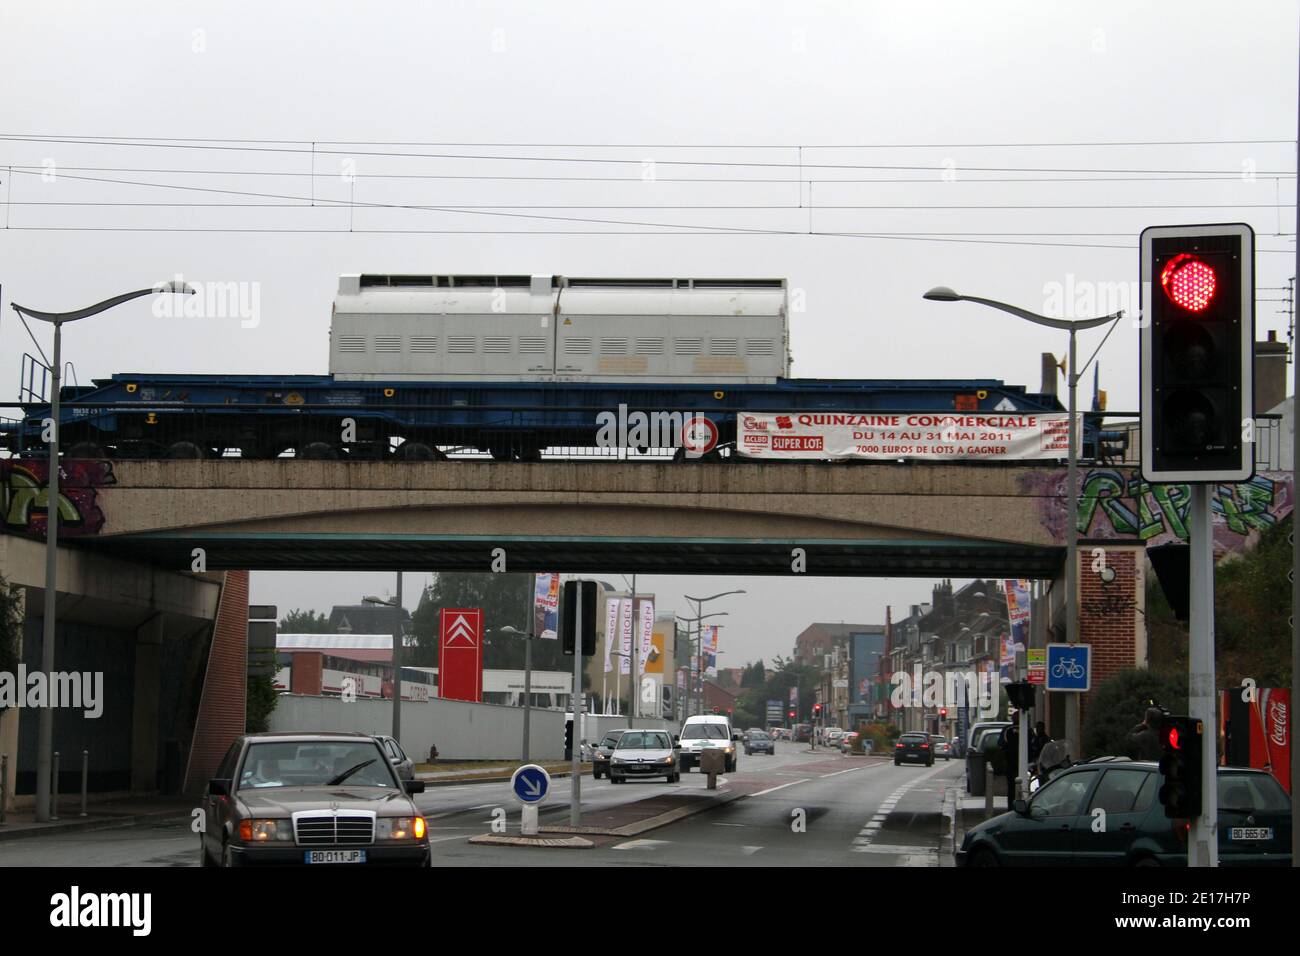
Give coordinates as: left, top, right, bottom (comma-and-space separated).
131, 615, 165, 792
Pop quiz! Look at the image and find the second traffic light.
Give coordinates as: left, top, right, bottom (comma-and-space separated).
1140, 223, 1254, 483
560, 579, 598, 656
1157, 715, 1203, 818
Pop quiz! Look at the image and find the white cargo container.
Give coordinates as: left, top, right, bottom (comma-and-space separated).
330, 274, 788, 383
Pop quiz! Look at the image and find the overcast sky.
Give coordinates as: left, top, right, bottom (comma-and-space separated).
1, 2, 1295, 664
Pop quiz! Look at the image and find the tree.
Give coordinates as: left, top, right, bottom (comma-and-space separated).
278, 608, 331, 633
246, 673, 279, 733
407, 572, 571, 673
1081, 667, 1187, 760
0, 576, 21, 718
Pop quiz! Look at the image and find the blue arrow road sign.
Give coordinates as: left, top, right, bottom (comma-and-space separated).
510, 764, 551, 805
1045, 643, 1091, 692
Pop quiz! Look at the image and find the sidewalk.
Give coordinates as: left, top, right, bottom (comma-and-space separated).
0, 795, 195, 842
947, 788, 1013, 863
416, 761, 589, 786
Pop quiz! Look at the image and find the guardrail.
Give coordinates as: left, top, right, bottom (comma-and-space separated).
0, 401, 1287, 470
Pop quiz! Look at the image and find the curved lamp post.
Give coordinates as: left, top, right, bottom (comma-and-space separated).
922, 287, 1121, 755
12, 282, 193, 822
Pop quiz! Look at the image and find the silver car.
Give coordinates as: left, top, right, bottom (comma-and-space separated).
609, 730, 680, 784
374, 734, 415, 781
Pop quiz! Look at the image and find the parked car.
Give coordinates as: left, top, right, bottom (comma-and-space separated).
678, 714, 739, 772
745, 731, 775, 756
895, 732, 934, 766
373, 734, 414, 781
793, 723, 813, 743
609, 729, 680, 784
931, 735, 953, 760
839, 732, 859, 754
966, 721, 1011, 754
957, 762, 1292, 867
591, 729, 630, 780
966, 724, 1013, 791
825, 729, 845, 747
199, 732, 430, 867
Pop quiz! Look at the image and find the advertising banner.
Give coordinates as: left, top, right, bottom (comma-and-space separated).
703, 625, 718, 676
738, 411, 1071, 461
533, 573, 560, 640
619, 599, 634, 675
1027, 648, 1047, 685
438, 608, 483, 703
639, 598, 655, 670
603, 596, 620, 673
1222, 687, 1291, 794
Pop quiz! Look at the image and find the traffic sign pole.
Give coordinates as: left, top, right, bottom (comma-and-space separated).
1188, 485, 1219, 867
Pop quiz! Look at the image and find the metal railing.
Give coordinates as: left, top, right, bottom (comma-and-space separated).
0, 400, 1287, 470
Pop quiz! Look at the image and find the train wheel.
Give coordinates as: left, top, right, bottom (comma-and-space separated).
298, 442, 340, 460
64, 441, 107, 460
396, 441, 444, 461
165, 440, 207, 459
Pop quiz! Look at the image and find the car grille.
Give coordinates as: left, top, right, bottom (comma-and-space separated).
292, 811, 375, 846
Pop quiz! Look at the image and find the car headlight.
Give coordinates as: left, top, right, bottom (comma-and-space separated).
240, 818, 291, 842
661, 756, 675, 764
378, 816, 426, 841
725, 746, 734, 753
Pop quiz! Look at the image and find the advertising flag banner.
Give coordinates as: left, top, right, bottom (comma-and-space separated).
703, 625, 718, 676
620, 598, 634, 675
438, 608, 483, 703
639, 598, 655, 669
533, 573, 560, 640
603, 596, 619, 673
738, 411, 1071, 461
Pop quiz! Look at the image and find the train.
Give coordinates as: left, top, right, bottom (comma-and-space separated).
0, 273, 1083, 462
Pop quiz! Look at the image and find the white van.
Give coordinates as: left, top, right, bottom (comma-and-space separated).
677, 714, 740, 773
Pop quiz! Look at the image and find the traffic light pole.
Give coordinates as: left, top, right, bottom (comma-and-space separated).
1188, 484, 1218, 867
570, 593, 583, 827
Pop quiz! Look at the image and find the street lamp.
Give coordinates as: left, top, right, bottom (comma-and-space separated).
363, 578, 406, 744
922, 286, 1121, 754
682, 590, 744, 715
13, 281, 193, 823
491, 625, 534, 761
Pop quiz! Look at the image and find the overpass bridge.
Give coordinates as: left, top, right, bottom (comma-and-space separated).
47, 459, 1070, 578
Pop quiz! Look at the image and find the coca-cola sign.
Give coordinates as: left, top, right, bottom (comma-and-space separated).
1269, 698, 1288, 748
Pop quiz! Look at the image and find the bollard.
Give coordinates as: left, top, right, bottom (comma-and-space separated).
80, 750, 89, 817
984, 763, 994, 818
51, 751, 60, 821
1, 752, 7, 825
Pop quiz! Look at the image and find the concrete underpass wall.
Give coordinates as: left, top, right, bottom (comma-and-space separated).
268, 693, 565, 762
16, 619, 134, 795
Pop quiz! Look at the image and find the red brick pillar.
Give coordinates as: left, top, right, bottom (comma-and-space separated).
184, 571, 249, 793
1076, 545, 1146, 734
291, 652, 324, 696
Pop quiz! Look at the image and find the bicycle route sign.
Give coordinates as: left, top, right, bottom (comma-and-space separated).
1045, 643, 1091, 692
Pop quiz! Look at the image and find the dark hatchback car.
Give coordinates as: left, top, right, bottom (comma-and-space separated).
744, 731, 775, 756
199, 732, 431, 867
895, 732, 934, 766
957, 761, 1292, 867
592, 729, 630, 780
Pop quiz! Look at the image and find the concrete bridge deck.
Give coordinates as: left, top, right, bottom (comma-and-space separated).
65, 459, 1066, 576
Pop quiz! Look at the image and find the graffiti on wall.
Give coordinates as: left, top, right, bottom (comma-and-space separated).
1023, 468, 1293, 556
1, 458, 115, 537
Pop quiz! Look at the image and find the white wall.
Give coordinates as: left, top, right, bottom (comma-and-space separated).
269, 694, 566, 761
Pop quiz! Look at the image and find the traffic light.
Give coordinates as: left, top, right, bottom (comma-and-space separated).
564, 720, 574, 757
812, 703, 822, 717
560, 580, 598, 656
939, 707, 948, 720
1157, 715, 1203, 818
1140, 223, 1254, 482
788, 710, 796, 719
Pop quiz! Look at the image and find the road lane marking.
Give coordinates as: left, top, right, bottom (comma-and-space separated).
851, 763, 949, 857
611, 839, 671, 851
819, 767, 864, 778
740, 846, 763, 855
750, 778, 812, 796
